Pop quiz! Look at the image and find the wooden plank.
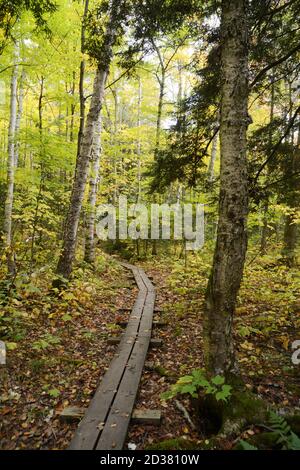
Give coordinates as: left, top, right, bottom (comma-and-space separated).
95, 336, 150, 450
131, 409, 161, 425
107, 337, 162, 347
68, 290, 147, 449
69, 263, 156, 450
60, 406, 85, 423
118, 320, 167, 328
61, 406, 161, 425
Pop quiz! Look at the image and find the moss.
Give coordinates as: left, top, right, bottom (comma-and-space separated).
224, 390, 268, 425
153, 364, 174, 378
146, 438, 199, 451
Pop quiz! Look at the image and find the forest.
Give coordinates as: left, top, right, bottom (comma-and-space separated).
0, 0, 300, 454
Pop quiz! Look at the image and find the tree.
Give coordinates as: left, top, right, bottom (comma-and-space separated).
84, 117, 101, 264
0, 0, 56, 55
56, 0, 128, 280
3, 40, 20, 277
203, 0, 249, 375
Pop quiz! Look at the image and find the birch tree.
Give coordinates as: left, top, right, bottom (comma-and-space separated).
204, 0, 249, 376
3, 41, 19, 276
84, 117, 101, 264
56, 0, 127, 280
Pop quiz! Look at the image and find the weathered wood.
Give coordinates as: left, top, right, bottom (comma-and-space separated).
69, 263, 156, 450
118, 320, 167, 328
149, 338, 163, 348
131, 409, 161, 425
96, 336, 150, 450
69, 289, 146, 450
60, 406, 85, 423
108, 336, 162, 347
61, 406, 161, 426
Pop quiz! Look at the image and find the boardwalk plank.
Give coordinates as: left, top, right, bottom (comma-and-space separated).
68, 262, 155, 450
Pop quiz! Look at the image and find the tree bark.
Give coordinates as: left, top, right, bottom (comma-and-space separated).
137, 76, 142, 201
4, 41, 19, 276
77, 0, 89, 157
14, 67, 25, 167
282, 213, 297, 266
260, 76, 275, 254
207, 132, 218, 183
56, 1, 122, 280
281, 121, 300, 266
204, 0, 249, 376
84, 117, 101, 263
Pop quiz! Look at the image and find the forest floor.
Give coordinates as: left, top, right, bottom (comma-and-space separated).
0, 247, 300, 450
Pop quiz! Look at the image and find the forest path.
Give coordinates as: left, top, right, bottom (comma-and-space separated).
68, 262, 156, 450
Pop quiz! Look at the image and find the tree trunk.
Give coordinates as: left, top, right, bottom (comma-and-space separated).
14, 67, 25, 167
281, 90, 300, 266
204, 0, 249, 376
260, 76, 275, 254
282, 213, 297, 266
137, 76, 142, 201
4, 41, 19, 276
84, 117, 101, 264
77, 0, 89, 157
155, 69, 165, 159
207, 132, 218, 183
56, 1, 121, 280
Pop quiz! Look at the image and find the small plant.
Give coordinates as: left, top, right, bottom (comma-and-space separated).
268, 412, 300, 450
239, 412, 300, 450
32, 333, 61, 351
161, 368, 232, 402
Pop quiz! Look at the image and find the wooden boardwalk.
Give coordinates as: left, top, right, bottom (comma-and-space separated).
68, 262, 156, 450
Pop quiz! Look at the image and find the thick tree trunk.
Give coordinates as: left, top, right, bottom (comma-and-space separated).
4, 42, 19, 276
56, 1, 121, 280
281, 90, 300, 266
84, 117, 101, 263
204, 0, 249, 376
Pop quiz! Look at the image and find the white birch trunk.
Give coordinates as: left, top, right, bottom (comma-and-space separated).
56, 0, 122, 280
4, 42, 19, 275
84, 117, 102, 263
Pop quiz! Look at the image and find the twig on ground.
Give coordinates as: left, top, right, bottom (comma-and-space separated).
175, 399, 196, 430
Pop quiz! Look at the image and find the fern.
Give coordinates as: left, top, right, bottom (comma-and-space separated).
239, 440, 258, 450
269, 411, 291, 435
240, 413, 300, 450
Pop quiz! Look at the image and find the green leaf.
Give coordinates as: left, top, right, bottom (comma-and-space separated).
62, 314, 72, 321
289, 432, 300, 450
215, 384, 232, 402
176, 375, 193, 385
180, 384, 197, 396
239, 440, 258, 451
48, 388, 60, 398
211, 375, 225, 386
6, 342, 18, 350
